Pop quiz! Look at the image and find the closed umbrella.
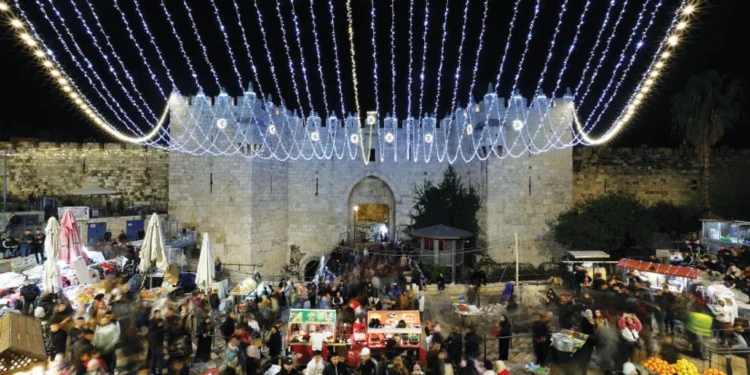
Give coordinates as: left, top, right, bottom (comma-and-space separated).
138, 213, 169, 274
42, 216, 62, 293
59, 209, 90, 265
196, 233, 215, 291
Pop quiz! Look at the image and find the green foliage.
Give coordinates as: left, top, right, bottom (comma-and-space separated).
671, 70, 744, 213
407, 166, 481, 242
554, 192, 656, 252
648, 201, 701, 238
420, 263, 450, 281
711, 169, 750, 220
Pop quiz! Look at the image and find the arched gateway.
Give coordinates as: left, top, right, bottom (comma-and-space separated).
347, 176, 396, 245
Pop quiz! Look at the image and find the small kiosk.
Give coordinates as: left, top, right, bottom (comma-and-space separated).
701, 219, 750, 252
348, 311, 426, 366
287, 309, 344, 363
616, 258, 700, 293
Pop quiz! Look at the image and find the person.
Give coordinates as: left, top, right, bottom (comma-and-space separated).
92, 316, 120, 372
148, 310, 167, 374
85, 359, 106, 375
618, 314, 642, 361
437, 273, 446, 294
196, 316, 212, 362
306, 351, 326, 375
20, 229, 34, 257
309, 325, 332, 353
221, 311, 237, 345
3, 212, 21, 234
471, 267, 488, 307
209, 289, 221, 313
266, 357, 283, 375
332, 291, 344, 310
280, 356, 299, 375
726, 264, 743, 288
389, 356, 409, 375
494, 315, 512, 361
2, 236, 19, 258
447, 328, 463, 365
492, 361, 509, 375
69, 317, 86, 347
657, 287, 676, 334
33, 228, 44, 264
532, 312, 551, 366
426, 342, 444, 375
117, 230, 127, 243
711, 298, 735, 345
358, 348, 378, 375
19, 279, 41, 315
594, 309, 609, 328
268, 325, 283, 358
464, 326, 480, 360
50, 322, 68, 359
323, 352, 348, 375
71, 329, 95, 374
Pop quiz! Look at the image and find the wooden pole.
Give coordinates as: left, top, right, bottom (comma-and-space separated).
515, 233, 519, 287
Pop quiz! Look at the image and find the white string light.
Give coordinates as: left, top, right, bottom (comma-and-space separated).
289, 0, 316, 116
208, 0, 244, 92
308, 0, 330, 117
179, 0, 222, 92
345, 0, 369, 165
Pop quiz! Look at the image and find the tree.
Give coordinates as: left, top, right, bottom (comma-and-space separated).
671, 70, 743, 215
408, 166, 481, 243
553, 193, 656, 254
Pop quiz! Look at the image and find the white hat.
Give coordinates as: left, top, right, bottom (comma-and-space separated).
623, 362, 637, 375
360, 348, 371, 356
493, 361, 506, 372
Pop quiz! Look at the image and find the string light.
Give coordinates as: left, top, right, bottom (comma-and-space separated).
431, 0, 452, 117
180, 0, 222, 92
0, 2, 9, 11
308, 0, 329, 117
274, 0, 304, 112
390, 0, 396, 120
406, 0, 415, 118
208, 0, 244, 92
576, 1, 691, 145
345, 0, 368, 165
415, 0, 431, 123
289, 0, 316, 115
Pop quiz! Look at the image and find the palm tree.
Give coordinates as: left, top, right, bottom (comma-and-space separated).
671, 70, 743, 215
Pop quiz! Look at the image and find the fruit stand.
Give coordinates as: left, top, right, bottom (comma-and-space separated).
616, 259, 700, 293
347, 310, 426, 366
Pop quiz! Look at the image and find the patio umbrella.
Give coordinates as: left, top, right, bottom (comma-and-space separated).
42, 216, 62, 293
138, 213, 169, 274
196, 233, 215, 291
59, 209, 91, 265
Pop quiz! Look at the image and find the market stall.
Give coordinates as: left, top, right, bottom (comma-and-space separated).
287, 309, 342, 363
347, 310, 425, 366
701, 219, 750, 252
616, 258, 700, 293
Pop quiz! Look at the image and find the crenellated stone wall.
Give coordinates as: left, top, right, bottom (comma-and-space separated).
572, 146, 750, 206
0, 142, 168, 206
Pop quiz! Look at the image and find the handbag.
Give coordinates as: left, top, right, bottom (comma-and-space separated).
621, 327, 639, 342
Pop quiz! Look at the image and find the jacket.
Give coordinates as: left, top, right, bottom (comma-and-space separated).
93, 322, 121, 354
268, 331, 283, 357
20, 284, 41, 302
148, 319, 166, 348
323, 363, 350, 375
50, 329, 67, 355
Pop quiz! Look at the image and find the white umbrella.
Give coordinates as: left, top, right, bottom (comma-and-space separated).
138, 213, 169, 274
196, 232, 215, 291
42, 216, 62, 293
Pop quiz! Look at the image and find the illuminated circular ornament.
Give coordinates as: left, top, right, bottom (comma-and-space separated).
310, 131, 320, 142
216, 118, 228, 130
384, 132, 395, 144
512, 119, 524, 131
465, 124, 473, 135
366, 115, 376, 126
268, 124, 277, 135
350, 133, 360, 144
424, 133, 434, 144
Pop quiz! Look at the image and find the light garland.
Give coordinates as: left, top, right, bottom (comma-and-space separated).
2, 0, 698, 163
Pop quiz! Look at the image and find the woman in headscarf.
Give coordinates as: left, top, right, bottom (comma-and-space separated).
195, 316, 212, 362
494, 315, 512, 361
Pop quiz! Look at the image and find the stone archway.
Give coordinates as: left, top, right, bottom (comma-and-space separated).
347, 175, 396, 244
299, 254, 323, 281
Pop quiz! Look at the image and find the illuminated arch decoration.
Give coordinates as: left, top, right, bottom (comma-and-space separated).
1, 0, 700, 163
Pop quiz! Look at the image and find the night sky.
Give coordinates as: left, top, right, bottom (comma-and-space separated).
0, 0, 746, 147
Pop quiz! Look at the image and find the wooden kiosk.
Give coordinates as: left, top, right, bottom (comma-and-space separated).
347, 310, 426, 366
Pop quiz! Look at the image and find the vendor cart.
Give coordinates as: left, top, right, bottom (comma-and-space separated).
287, 309, 344, 363
616, 258, 700, 293
347, 310, 426, 366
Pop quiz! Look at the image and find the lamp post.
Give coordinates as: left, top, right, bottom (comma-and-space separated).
3, 150, 8, 212
353, 205, 359, 247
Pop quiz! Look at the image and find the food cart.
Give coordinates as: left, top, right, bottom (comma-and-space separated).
287, 309, 344, 363
616, 258, 700, 293
563, 251, 612, 287
701, 219, 750, 252
347, 310, 426, 366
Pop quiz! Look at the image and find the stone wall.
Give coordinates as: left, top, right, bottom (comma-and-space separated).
572, 146, 750, 206
0, 142, 168, 206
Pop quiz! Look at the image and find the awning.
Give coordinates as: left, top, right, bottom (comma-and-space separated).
616, 258, 699, 279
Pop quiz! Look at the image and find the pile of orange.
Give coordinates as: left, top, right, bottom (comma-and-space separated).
644, 357, 675, 375
701, 369, 726, 375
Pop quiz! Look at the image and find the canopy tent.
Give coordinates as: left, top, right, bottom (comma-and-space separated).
68, 183, 121, 196
616, 258, 699, 279
196, 233, 215, 291
138, 213, 169, 274
58, 209, 91, 265
42, 216, 62, 293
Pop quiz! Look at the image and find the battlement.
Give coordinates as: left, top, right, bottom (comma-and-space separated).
0, 141, 162, 153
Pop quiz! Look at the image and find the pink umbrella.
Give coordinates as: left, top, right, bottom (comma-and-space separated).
59, 209, 91, 265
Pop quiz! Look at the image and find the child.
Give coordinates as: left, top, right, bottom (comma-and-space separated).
85, 350, 108, 374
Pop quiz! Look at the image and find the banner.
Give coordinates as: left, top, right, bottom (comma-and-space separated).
366, 310, 422, 333
288, 309, 336, 325
58, 206, 90, 221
